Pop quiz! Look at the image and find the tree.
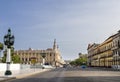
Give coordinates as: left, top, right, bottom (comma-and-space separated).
75, 58, 82, 65
12, 54, 21, 63
2, 49, 7, 63
70, 57, 87, 66
2, 47, 21, 63
70, 61, 76, 66
0, 42, 3, 50
2, 56, 6, 63
0, 43, 3, 62
76, 57, 87, 65
0, 42, 3, 56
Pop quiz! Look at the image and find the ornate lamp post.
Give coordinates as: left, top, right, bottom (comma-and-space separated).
4, 28, 14, 75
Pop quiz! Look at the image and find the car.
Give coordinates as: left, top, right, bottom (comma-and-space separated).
42, 65, 54, 69
81, 65, 87, 69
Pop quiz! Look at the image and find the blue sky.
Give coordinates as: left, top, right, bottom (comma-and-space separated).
0, 0, 120, 60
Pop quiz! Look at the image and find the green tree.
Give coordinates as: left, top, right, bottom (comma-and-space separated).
0, 42, 3, 50
70, 57, 87, 66
12, 55, 21, 63
75, 57, 87, 65
70, 61, 76, 66
0, 43, 3, 62
75, 58, 82, 65
2, 55, 6, 63
2, 47, 21, 63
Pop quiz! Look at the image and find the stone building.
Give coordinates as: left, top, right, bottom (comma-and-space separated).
87, 43, 99, 66
112, 30, 120, 66
87, 30, 120, 67
14, 39, 64, 67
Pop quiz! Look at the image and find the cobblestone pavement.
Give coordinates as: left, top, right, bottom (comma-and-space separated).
5, 67, 120, 82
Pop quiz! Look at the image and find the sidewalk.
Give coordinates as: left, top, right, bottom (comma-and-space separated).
0, 68, 52, 82
88, 67, 120, 71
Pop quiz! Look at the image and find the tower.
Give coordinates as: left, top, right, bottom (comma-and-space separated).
53, 39, 57, 50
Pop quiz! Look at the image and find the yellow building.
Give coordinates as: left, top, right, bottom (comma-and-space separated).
14, 39, 64, 67
87, 43, 99, 66
98, 35, 114, 67
112, 30, 120, 66
87, 34, 116, 67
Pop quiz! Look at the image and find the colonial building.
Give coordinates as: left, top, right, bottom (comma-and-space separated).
87, 30, 120, 67
14, 39, 64, 67
112, 30, 120, 66
87, 43, 99, 66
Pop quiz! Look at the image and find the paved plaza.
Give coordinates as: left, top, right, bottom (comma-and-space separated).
1, 67, 119, 82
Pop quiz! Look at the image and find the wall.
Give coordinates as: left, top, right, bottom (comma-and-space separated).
0, 63, 20, 71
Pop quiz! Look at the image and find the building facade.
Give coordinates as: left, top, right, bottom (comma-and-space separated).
87, 43, 99, 66
87, 30, 120, 67
14, 39, 64, 67
112, 30, 120, 66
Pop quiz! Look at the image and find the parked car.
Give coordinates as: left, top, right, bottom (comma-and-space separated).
42, 65, 54, 69
81, 65, 87, 69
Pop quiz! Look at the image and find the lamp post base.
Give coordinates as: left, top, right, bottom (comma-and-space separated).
5, 70, 12, 75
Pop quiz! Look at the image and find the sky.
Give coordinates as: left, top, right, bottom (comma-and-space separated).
0, 0, 120, 60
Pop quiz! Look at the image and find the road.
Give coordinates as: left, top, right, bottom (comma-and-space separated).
6, 67, 120, 82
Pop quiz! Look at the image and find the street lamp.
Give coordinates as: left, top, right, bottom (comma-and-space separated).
4, 28, 14, 75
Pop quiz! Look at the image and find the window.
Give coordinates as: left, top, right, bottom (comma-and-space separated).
50, 53, 52, 56
118, 40, 120, 47
22, 58, 24, 61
